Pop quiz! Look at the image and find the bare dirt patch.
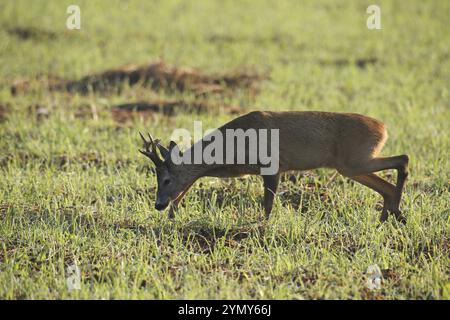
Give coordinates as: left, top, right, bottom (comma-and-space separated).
0, 103, 10, 122
10, 75, 67, 96
0, 151, 132, 170
11, 60, 268, 96
110, 100, 241, 125
6, 26, 57, 41
319, 57, 378, 69
207, 33, 295, 47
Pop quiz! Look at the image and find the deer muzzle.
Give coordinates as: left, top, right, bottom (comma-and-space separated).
155, 200, 169, 211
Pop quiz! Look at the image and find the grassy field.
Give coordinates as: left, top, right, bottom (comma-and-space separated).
0, 0, 449, 299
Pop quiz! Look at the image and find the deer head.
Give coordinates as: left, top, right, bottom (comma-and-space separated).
139, 132, 190, 211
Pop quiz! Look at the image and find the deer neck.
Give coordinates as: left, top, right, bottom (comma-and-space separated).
176, 139, 224, 178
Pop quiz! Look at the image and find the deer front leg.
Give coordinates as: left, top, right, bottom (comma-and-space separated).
167, 203, 177, 219
168, 182, 195, 219
262, 174, 280, 219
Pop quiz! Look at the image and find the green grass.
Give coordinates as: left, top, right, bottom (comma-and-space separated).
0, 0, 449, 299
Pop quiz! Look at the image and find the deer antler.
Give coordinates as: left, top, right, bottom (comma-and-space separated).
139, 132, 164, 166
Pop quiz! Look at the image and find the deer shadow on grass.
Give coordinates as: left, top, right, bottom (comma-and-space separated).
187, 174, 336, 217
20, 201, 261, 254
16, 174, 339, 256
149, 220, 265, 254
188, 181, 260, 214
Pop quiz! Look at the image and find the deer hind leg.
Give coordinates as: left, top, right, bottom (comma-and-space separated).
262, 174, 280, 219
338, 155, 409, 222
349, 173, 396, 222
391, 156, 409, 214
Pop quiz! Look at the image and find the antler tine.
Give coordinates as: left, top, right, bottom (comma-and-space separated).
139, 132, 150, 147
146, 133, 159, 153
147, 133, 154, 144
149, 134, 159, 155
138, 131, 164, 166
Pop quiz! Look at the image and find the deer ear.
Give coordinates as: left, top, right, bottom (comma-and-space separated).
168, 141, 178, 151
157, 143, 169, 160
167, 140, 183, 160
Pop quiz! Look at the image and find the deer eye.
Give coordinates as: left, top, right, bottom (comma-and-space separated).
163, 179, 171, 186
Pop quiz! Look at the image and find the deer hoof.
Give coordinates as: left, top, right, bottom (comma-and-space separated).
390, 209, 407, 225
395, 214, 407, 225
379, 209, 389, 223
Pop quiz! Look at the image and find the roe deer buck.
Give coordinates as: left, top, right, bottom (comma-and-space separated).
139, 111, 409, 223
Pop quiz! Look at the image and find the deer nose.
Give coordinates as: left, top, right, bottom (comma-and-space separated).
155, 202, 169, 211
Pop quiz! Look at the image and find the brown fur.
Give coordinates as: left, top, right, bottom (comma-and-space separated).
140, 111, 409, 223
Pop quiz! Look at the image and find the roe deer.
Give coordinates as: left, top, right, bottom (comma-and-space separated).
139, 111, 409, 223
